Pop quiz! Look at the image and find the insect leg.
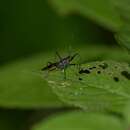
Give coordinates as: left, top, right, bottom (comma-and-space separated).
41, 62, 52, 71
43, 62, 51, 77
62, 68, 67, 80
70, 63, 76, 66
56, 51, 62, 60
70, 53, 81, 62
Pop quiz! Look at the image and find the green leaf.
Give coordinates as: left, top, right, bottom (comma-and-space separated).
123, 103, 130, 128
0, 52, 64, 108
0, 46, 112, 108
32, 111, 123, 130
113, 0, 130, 51
115, 25, 130, 51
0, 0, 110, 65
112, 0, 130, 21
49, 0, 122, 31
0, 45, 130, 108
45, 60, 130, 112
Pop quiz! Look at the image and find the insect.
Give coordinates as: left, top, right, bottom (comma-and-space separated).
41, 51, 79, 79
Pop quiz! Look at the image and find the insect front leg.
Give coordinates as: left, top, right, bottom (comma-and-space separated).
70, 63, 76, 66
62, 68, 67, 80
41, 62, 52, 71
42, 62, 56, 78
44, 62, 51, 77
70, 53, 81, 63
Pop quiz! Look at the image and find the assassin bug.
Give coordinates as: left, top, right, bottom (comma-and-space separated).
41, 52, 79, 79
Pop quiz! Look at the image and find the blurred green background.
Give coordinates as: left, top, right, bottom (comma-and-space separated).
0, 0, 118, 65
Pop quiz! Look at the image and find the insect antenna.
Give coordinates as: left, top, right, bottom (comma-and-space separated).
63, 68, 67, 80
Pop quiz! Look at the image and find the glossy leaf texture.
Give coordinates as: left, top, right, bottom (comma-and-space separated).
113, 0, 130, 51
123, 103, 130, 128
0, 45, 130, 108
32, 111, 123, 130
45, 60, 130, 112
49, 0, 122, 31
115, 24, 130, 51
0, 52, 64, 108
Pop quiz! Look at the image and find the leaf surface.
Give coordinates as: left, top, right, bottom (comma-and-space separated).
33, 111, 123, 130
49, 0, 122, 31
45, 60, 130, 112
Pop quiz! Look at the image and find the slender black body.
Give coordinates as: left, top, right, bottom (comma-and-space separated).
41, 52, 78, 79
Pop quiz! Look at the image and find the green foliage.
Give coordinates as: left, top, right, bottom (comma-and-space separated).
45, 60, 130, 112
0, 52, 64, 108
49, 0, 122, 31
123, 103, 130, 127
115, 24, 130, 51
33, 111, 123, 130
0, 0, 130, 129
0, 46, 130, 108
112, 0, 130, 51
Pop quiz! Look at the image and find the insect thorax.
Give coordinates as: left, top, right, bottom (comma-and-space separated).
57, 59, 70, 70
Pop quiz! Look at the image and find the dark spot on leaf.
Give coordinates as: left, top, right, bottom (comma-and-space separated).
115, 66, 118, 69
89, 66, 96, 70
113, 77, 119, 82
121, 71, 130, 80
79, 69, 90, 74
99, 63, 108, 69
79, 78, 83, 80
97, 71, 101, 74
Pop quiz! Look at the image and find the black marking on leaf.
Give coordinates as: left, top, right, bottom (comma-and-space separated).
121, 71, 130, 80
114, 66, 118, 69
79, 77, 83, 80
97, 71, 101, 74
113, 77, 119, 82
89, 66, 96, 70
99, 63, 108, 69
79, 69, 90, 74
